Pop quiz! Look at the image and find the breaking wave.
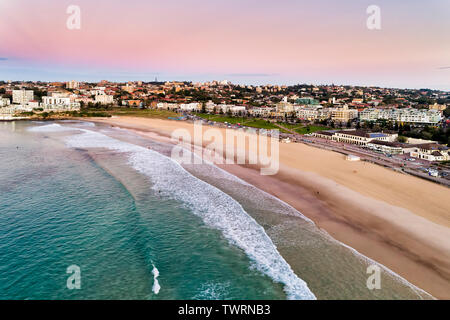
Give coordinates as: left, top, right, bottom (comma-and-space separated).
28, 123, 80, 132
152, 264, 161, 295
65, 128, 316, 300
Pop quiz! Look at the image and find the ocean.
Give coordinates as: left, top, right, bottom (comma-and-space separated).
0, 121, 432, 300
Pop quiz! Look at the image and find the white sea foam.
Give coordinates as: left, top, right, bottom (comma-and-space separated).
187, 144, 433, 299
152, 264, 161, 295
190, 146, 433, 299
186, 146, 315, 222
81, 122, 96, 127
65, 129, 316, 300
28, 123, 79, 132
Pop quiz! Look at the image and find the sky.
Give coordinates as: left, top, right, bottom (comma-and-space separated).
0, 0, 449, 90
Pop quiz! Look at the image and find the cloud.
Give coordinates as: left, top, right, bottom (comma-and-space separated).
438, 66, 450, 69
0, 58, 8, 61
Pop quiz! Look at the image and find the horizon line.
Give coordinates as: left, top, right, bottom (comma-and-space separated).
1, 79, 449, 93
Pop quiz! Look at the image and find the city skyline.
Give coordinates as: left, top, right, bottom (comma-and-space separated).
0, 0, 449, 90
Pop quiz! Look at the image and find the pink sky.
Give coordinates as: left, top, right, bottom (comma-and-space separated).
0, 0, 449, 89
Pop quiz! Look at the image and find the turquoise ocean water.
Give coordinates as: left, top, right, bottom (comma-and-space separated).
0, 121, 432, 299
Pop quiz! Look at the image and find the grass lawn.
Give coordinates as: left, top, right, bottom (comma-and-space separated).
196, 114, 282, 131
106, 108, 179, 119
272, 122, 330, 135
276, 122, 302, 130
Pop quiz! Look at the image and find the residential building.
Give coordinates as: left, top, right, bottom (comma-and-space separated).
12, 89, 34, 105
248, 107, 275, 118
66, 80, 79, 89
359, 108, 442, 124
179, 103, 201, 112
296, 106, 323, 121
95, 94, 114, 105
0, 98, 10, 107
331, 105, 358, 123
428, 103, 446, 111
41, 96, 81, 111
409, 143, 449, 161
275, 97, 295, 116
156, 102, 179, 111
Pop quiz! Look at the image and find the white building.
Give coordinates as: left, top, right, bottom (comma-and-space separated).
95, 94, 114, 105
330, 105, 358, 123
91, 87, 107, 96
28, 101, 40, 109
366, 141, 406, 155
296, 106, 323, 121
359, 108, 442, 124
41, 96, 81, 111
0, 98, 10, 107
66, 80, 79, 89
275, 97, 294, 115
313, 129, 397, 146
409, 144, 449, 161
249, 107, 275, 117
0, 104, 33, 115
156, 102, 179, 111
218, 105, 246, 115
179, 103, 201, 112
229, 106, 246, 115
12, 89, 34, 105
204, 101, 217, 113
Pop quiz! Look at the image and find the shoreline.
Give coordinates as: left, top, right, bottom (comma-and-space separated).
89, 116, 450, 299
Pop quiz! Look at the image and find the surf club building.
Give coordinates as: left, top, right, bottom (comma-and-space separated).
312, 129, 398, 146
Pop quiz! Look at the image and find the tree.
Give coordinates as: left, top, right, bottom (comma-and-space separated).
444, 107, 450, 118
394, 122, 399, 131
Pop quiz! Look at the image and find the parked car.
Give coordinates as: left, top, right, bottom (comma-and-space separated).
428, 170, 439, 177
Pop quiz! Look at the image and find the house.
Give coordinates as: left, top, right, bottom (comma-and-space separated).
409, 143, 449, 161
124, 100, 142, 107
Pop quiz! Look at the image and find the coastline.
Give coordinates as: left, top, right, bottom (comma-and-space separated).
89, 116, 450, 299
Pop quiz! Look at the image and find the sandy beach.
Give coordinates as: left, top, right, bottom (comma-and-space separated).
91, 116, 450, 299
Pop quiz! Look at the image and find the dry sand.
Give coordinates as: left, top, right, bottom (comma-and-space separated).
91, 116, 450, 299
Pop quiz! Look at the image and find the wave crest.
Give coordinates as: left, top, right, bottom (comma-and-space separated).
65, 129, 316, 300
